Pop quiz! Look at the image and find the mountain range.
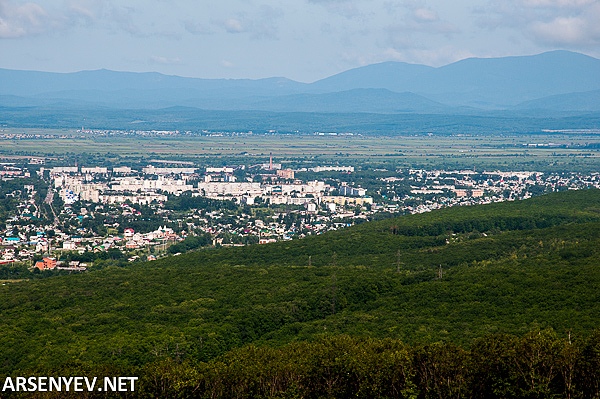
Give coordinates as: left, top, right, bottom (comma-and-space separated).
1, 50, 599, 115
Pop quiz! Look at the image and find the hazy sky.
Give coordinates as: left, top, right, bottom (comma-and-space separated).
1, 0, 599, 82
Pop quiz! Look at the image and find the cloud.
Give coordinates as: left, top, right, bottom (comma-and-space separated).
373, 2, 469, 67
0, 0, 51, 38
66, 3, 95, 22
306, 0, 363, 19
522, 0, 595, 7
0, 0, 150, 39
413, 7, 439, 22
250, 5, 283, 39
108, 5, 145, 37
479, 0, 600, 48
530, 13, 600, 46
0, 1, 188, 41
386, 3, 459, 39
307, 0, 356, 4
150, 55, 182, 65
224, 17, 244, 33
218, 6, 283, 40
183, 19, 213, 35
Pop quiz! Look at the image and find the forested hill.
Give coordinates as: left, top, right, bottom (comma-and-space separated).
2, 189, 600, 397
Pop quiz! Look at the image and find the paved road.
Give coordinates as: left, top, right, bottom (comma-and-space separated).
44, 188, 54, 204
44, 188, 59, 225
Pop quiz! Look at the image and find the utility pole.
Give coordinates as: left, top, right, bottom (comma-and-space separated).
396, 250, 403, 273
438, 264, 443, 280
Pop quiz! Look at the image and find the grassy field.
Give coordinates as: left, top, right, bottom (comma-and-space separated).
2, 128, 600, 171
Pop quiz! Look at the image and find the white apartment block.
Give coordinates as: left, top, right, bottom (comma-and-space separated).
113, 166, 133, 174
142, 166, 196, 175
310, 166, 354, 173
266, 181, 326, 196
81, 167, 108, 174
339, 185, 366, 197
50, 167, 78, 174
206, 167, 234, 174
197, 182, 262, 198
322, 196, 373, 205
98, 193, 168, 205
266, 196, 316, 205
111, 176, 193, 194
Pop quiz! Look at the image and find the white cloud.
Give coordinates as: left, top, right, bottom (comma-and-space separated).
413, 7, 439, 22
0, 1, 192, 41
480, 0, 600, 48
385, 4, 459, 40
0, 0, 50, 38
224, 17, 244, 33
150, 55, 182, 65
306, 0, 364, 19
522, 0, 595, 7
0, 0, 157, 39
65, 1, 98, 22
530, 13, 600, 46
218, 6, 283, 40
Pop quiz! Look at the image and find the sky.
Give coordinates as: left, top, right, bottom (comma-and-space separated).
1, 0, 599, 82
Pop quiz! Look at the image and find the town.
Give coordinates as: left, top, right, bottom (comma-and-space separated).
2, 156, 600, 271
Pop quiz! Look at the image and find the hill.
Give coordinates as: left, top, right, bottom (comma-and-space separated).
311, 51, 600, 109
1, 51, 598, 117
1, 190, 600, 395
515, 89, 600, 112
308, 61, 434, 93
229, 89, 450, 114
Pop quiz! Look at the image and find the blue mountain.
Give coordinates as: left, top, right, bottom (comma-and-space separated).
0, 50, 598, 113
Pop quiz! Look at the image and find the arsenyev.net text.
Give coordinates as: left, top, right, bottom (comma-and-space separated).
2, 376, 138, 392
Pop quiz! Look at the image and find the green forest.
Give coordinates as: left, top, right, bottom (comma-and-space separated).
2, 189, 600, 398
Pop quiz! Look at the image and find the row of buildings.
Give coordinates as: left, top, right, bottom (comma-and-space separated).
50, 165, 371, 207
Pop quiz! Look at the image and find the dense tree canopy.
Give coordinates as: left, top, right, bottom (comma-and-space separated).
1, 189, 600, 397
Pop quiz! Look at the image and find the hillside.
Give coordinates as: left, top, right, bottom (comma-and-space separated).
515, 89, 600, 112
311, 51, 600, 109
2, 190, 600, 389
1, 51, 598, 116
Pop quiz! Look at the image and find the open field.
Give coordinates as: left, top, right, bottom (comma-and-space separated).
2, 128, 600, 171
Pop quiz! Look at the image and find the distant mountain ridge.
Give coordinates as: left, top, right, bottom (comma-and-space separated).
1, 50, 599, 114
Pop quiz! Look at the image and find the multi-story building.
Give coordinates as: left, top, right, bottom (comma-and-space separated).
339, 184, 366, 196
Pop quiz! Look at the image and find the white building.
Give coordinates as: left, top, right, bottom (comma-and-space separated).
143, 166, 196, 175
197, 182, 262, 198
206, 167, 234, 174
50, 167, 78, 174
113, 166, 133, 174
310, 166, 354, 173
265, 181, 326, 196
339, 184, 366, 197
81, 167, 108, 174
98, 193, 167, 205
111, 176, 193, 194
